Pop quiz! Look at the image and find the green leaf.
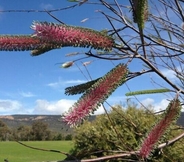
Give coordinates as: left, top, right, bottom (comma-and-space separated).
65, 78, 100, 95
125, 88, 171, 96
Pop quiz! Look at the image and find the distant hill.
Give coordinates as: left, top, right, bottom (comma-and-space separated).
0, 112, 183, 133
0, 115, 70, 133
0, 114, 96, 133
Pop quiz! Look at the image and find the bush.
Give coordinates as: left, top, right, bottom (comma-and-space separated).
69, 104, 184, 161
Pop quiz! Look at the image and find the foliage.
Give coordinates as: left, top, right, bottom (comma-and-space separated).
15, 125, 31, 141
0, 119, 73, 141
70, 104, 154, 158
0, 120, 10, 141
69, 104, 184, 161
52, 133, 65, 140
65, 134, 73, 140
30, 121, 52, 141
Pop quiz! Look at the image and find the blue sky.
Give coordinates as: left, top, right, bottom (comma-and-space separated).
0, 0, 181, 115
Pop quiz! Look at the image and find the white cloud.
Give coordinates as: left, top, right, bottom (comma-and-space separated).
140, 98, 184, 112
141, 98, 155, 107
47, 79, 86, 89
161, 69, 176, 80
153, 99, 170, 111
141, 98, 168, 112
64, 80, 86, 84
0, 97, 105, 115
0, 99, 28, 114
32, 99, 105, 115
47, 82, 61, 89
40, 3, 53, 10
161, 66, 183, 81
93, 104, 105, 115
19, 91, 35, 98
107, 95, 126, 103
32, 99, 76, 114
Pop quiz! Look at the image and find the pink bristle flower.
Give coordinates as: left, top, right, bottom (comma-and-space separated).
0, 35, 60, 55
31, 21, 115, 51
0, 35, 41, 51
139, 99, 181, 159
62, 64, 128, 126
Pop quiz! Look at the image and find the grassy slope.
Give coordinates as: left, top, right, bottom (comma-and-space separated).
0, 141, 73, 162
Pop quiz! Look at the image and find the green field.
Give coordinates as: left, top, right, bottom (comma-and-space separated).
0, 141, 74, 162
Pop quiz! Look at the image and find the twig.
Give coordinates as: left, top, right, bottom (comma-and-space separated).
16, 141, 78, 160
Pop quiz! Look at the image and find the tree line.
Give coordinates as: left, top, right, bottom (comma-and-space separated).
0, 120, 72, 141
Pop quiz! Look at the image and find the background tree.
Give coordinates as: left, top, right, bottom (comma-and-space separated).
65, 134, 73, 141
16, 125, 31, 141
0, 120, 10, 141
52, 133, 65, 141
31, 121, 52, 141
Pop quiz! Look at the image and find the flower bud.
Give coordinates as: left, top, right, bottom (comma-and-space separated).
61, 61, 74, 68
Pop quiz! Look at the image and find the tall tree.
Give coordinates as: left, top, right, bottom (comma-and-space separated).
31, 121, 52, 141
16, 125, 31, 141
0, 120, 10, 141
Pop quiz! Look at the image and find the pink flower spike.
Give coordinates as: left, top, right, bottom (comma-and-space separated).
62, 64, 128, 126
139, 99, 181, 159
0, 35, 41, 51
0, 35, 61, 55
31, 21, 115, 51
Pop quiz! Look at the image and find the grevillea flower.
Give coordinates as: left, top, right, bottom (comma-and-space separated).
62, 64, 128, 126
31, 21, 115, 51
131, 0, 148, 29
0, 35, 40, 51
0, 35, 60, 55
139, 98, 181, 159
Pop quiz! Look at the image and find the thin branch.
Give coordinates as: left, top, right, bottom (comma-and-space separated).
139, 55, 184, 94
16, 141, 78, 160
0, 4, 78, 13
157, 131, 184, 149
45, 10, 65, 24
